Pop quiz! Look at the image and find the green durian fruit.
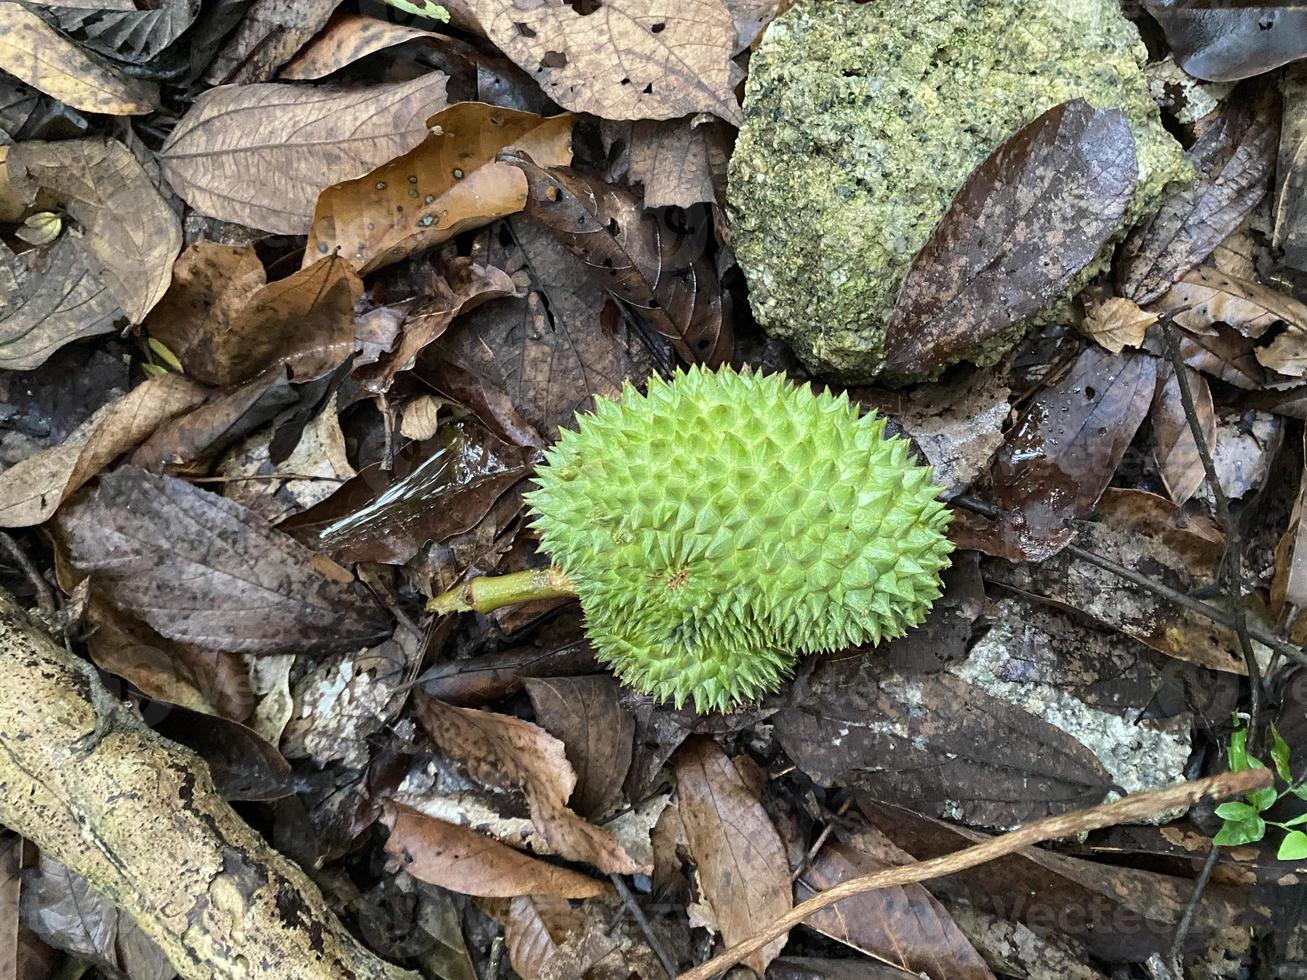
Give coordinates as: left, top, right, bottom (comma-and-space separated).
525, 366, 953, 713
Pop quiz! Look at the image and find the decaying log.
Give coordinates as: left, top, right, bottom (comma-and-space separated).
0, 589, 418, 980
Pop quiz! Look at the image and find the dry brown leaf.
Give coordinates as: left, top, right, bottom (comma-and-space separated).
525, 676, 633, 820
0, 2, 157, 115
307, 103, 573, 274
624, 116, 732, 208
674, 736, 791, 976
384, 805, 606, 899
1154, 266, 1307, 340
1256, 329, 1307, 378
0, 233, 121, 370
205, 0, 342, 84
1274, 430, 1307, 612
7, 138, 181, 323
798, 834, 994, 980
415, 696, 642, 875
1151, 364, 1217, 506
147, 249, 362, 387
158, 73, 449, 235
501, 896, 584, 979
280, 12, 445, 80
1083, 296, 1156, 355
1275, 68, 1307, 272
1141, 320, 1267, 390
0, 374, 205, 528
459, 0, 740, 124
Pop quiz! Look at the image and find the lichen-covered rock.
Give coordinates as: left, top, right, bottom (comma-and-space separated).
727, 0, 1191, 381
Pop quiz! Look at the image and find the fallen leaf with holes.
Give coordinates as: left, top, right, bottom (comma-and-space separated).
502, 151, 729, 364
438, 216, 654, 439
415, 695, 641, 875
56, 467, 392, 656
159, 73, 448, 234
956, 346, 1156, 562
0, 3, 158, 115
308, 103, 574, 274
147, 248, 362, 387
797, 832, 995, 980
1153, 266, 1307, 340
880, 100, 1137, 379
1083, 296, 1156, 355
280, 12, 447, 80
6, 138, 181, 323
675, 736, 790, 976
1151, 364, 1216, 506
0, 234, 122, 371
383, 805, 605, 899
1118, 93, 1279, 304
0, 373, 205, 528
457, 0, 740, 124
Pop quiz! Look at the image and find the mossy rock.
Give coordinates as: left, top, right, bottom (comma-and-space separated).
727, 0, 1191, 381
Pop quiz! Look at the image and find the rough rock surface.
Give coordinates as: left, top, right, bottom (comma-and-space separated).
727, 0, 1192, 380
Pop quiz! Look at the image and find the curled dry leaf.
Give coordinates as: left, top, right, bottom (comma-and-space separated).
1151, 364, 1217, 506
501, 896, 583, 980
147, 247, 362, 387
159, 73, 449, 235
958, 346, 1157, 562
281, 13, 448, 81
56, 467, 392, 656
1256, 328, 1307, 378
458, 0, 741, 124
1141, 1, 1307, 83
205, 0, 343, 85
0, 373, 205, 528
502, 151, 730, 364
0, 234, 121, 371
415, 695, 641, 875
383, 804, 605, 899
1153, 266, 1307, 339
1117, 92, 1280, 304
797, 833, 995, 980
525, 675, 634, 820
880, 100, 1137, 379
0, 3, 158, 114
307, 103, 574, 275
6, 138, 181, 323
674, 736, 791, 976
1082, 296, 1156, 355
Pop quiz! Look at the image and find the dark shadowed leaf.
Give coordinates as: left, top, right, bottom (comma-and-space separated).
1142, 1, 1307, 82
797, 833, 995, 980
437, 216, 655, 439
279, 12, 448, 80
500, 151, 730, 365
774, 655, 1113, 827
1275, 69, 1307, 271
1141, 320, 1267, 388
418, 640, 599, 705
1117, 92, 1279, 304
525, 675, 634, 819
956, 346, 1157, 562
880, 100, 1137, 378
154, 707, 293, 801
383, 805, 605, 899
674, 736, 791, 976
205, 0, 347, 84
56, 467, 392, 655
40, 0, 199, 66
1151, 363, 1216, 506
0, 234, 121, 371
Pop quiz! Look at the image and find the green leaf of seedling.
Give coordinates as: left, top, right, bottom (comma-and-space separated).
1271, 725, 1293, 783
1215, 801, 1260, 822
147, 337, 184, 373
1291, 783, 1307, 802
1249, 785, 1280, 812
1277, 830, 1307, 861
382, 0, 449, 20
1272, 812, 1307, 828
1228, 725, 1266, 772
1213, 815, 1266, 847
140, 362, 169, 379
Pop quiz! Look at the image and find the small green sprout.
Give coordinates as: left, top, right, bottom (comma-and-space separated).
1214, 718, 1307, 860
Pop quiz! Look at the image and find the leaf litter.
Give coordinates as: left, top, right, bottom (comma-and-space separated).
1, 4, 1305, 979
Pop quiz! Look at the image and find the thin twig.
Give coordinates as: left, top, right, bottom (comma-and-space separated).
1166, 842, 1221, 966
674, 769, 1271, 980
790, 798, 852, 883
0, 531, 57, 619
1158, 318, 1263, 746
610, 873, 678, 978
953, 496, 1307, 669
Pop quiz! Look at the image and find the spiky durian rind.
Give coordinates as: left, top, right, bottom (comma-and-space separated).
526, 366, 953, 712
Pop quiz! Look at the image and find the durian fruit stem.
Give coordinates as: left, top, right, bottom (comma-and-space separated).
426, 567, 576, 616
